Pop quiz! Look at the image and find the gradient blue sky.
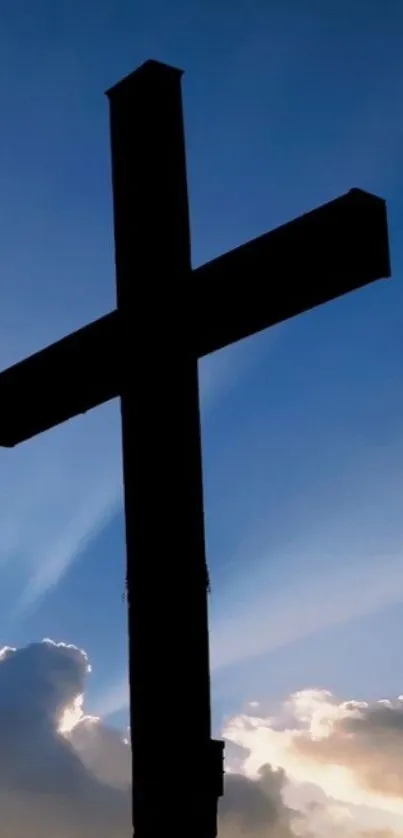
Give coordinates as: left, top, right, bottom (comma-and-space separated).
0, 0, 403, 737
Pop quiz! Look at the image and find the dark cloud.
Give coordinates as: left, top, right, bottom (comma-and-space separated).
218, 765, 298, 838
0, 640, 87, 728
0, 639, 131, 837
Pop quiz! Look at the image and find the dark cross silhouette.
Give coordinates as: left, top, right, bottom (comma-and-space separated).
0, 60, 391, 837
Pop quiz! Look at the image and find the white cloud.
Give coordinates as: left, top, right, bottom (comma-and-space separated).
223, 687, 403, 835
0, 637, 130, 836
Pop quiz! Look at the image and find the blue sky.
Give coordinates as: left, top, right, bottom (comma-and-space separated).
0, 0, 403, 752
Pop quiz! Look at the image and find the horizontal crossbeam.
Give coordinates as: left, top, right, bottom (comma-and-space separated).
0, 187, 390, 447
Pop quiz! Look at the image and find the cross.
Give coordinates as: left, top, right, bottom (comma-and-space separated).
0, 60, 390, 838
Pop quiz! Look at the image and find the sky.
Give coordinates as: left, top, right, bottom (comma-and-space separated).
0, 0, 403, 835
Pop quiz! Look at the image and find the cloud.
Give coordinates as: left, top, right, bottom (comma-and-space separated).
223, 688, 403, 836
1, 640, 402, 837
218, 765, 297, 838
0, 636, 301, 838
0, 638, 131, 837
291, 691, 403, 803
68, 716, 131, 790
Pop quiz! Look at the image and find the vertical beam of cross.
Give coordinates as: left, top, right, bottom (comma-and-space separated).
107, 62, 221, 837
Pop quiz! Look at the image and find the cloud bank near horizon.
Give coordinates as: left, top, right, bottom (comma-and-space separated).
0, 637, 401, 836
0, 638, 130, 837
224, 688, 403, 836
